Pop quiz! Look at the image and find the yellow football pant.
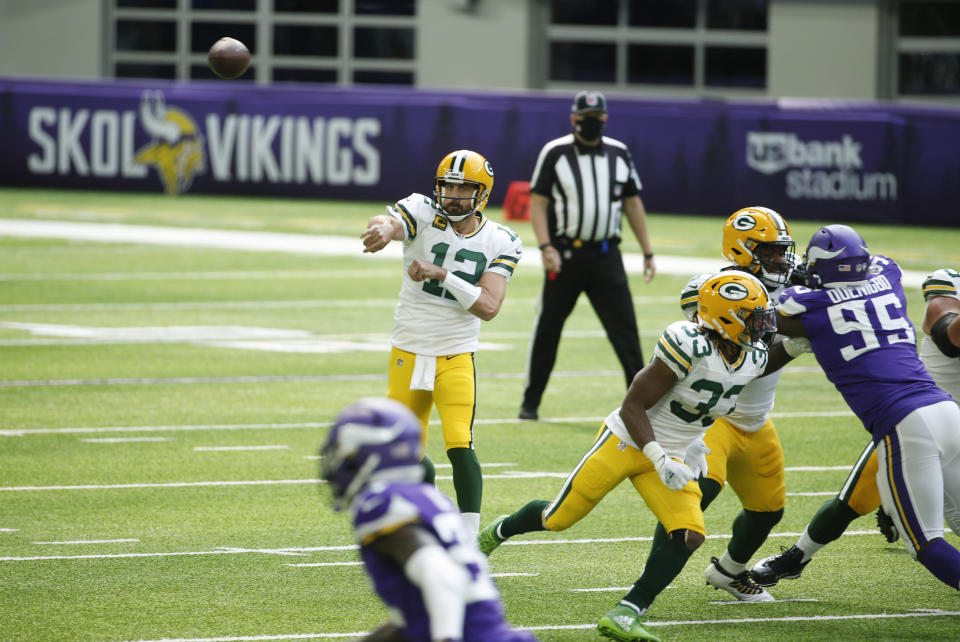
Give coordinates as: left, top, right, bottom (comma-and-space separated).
543, 425, 705, 535
840, 442, 882, 516
704, 416, 785, 512
387, 346, 476, 451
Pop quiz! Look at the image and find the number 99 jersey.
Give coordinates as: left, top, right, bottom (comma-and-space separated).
607, 320, 768, 459
388, 193, 523, 356
779, 255, 950, 441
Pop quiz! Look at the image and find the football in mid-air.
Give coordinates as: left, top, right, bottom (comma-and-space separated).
207, 37, 250, 79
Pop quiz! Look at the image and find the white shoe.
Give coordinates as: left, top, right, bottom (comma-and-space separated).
705, 556, 774, 602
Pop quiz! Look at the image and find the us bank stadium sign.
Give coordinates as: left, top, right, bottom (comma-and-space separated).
746, 131, 898, 202
24, 89, 381, 195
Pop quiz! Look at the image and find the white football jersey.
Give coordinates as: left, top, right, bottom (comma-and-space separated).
680, 271, 783, 433
388, 193, 522, 356
920, 268, 960, 403
606, 320, 768, 458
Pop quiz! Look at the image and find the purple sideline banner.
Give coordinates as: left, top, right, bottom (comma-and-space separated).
2, 77, 959, 226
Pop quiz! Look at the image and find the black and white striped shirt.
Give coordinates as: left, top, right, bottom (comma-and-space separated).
529, 134, 643, 243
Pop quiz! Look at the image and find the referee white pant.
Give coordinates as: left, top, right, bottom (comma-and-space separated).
875, 400, 960, 559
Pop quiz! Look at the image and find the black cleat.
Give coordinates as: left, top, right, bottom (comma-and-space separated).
876, 508, 900, 543
518, 406, 538, 421
750, 545, 810, 587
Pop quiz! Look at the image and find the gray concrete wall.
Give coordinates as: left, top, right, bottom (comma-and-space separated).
416, 0, 534, 90
0, 0, 104, 78
769, 0, 884, 99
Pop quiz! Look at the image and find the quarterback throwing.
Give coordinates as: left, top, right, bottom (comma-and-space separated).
361, 149, 522, 537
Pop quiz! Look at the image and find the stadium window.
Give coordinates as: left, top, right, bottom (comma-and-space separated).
191, 22, 257, 53
900, 1, 960, 36
899, 53, 960, 94
353, 27, 415, 59
628, 0, 696, 28
544, 0, 766, 95
353, 70, 415, 84
705, 46, 766, 88
273, 67, 339, 83
551, 0, 618, 25
896, 1, 960, 97
191, 0, 257, 10
115, 20, 176, 52
706, 0, 767, 31
550, 41, 617, 82
273, 24, 339, 57
191, 63, 256, 80
115, 62, 177, 78
627, 44, 694, 86
274, 0, 338, 12
354, 0, 415, 16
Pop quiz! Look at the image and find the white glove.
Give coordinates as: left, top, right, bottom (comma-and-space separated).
783, 336, 812, 357
642, 441, 694, 491
683, 438, 711, 480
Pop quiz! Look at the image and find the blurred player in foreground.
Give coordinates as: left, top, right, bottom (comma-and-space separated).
321, 397, 536, 642
361, 150, 522, 537
761, 225, 960, 592
480, 272, 800, 641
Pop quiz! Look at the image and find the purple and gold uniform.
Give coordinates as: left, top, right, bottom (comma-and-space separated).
779, 253, 960, 589
352, 481, 535, 642
779, 256, 950, 442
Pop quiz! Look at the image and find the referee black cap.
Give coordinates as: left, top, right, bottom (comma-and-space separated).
571, 90, 607, 114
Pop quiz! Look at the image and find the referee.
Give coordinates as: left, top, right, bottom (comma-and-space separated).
519, 91, 656, 420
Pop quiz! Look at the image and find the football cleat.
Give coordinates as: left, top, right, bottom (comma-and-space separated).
750, 545, 810, 587
705, 557, 774, 602
876, 507, 900, 543
597, 604, 660, 642
477, 514, 509, 556
517, 406, 538, 421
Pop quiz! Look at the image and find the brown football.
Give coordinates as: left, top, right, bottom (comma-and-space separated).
208, 37, 250, 79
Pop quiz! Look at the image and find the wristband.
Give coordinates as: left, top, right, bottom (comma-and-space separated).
442, 272, 482, 310
539, 242, 553, 251
644, 252, 654, 260
642, 440, 667, 466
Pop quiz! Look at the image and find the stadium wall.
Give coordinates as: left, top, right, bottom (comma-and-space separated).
2, 78, 959, 226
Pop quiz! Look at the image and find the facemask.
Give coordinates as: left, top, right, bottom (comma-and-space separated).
575, 116, 605, 142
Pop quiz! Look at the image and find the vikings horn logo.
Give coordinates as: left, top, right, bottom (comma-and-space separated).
135, 91, 206, 195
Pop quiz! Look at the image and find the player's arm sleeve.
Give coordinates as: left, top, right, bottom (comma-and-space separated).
487, 233, 523, 281
922, 269, 959, 303
369, 524, 469, 642
679, 273, 714, 321
387, 194, 425, 242
653, 322, 694, 382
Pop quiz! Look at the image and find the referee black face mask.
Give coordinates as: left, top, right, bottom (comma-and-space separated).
574, 115, 605, 142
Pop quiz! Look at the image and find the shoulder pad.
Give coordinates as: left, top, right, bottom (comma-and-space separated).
923, 268, 960, 302
351, 485, 419, 546
655, 320, 707, 379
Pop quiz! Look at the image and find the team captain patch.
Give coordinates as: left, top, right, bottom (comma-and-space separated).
432, 215, 448, 231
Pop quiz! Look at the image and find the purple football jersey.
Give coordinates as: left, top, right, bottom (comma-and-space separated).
351, 481, 535, 642
779, 255, 950, 441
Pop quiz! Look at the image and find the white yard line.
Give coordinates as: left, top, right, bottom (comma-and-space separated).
80, 437, 173, 443
32, 539, 139, 545
0, 531, 883, 562
193, 445, 290, 452
115, 609, 960, 641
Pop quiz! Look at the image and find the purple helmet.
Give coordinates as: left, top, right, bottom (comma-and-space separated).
804, 224, 871, 289
321, 397, 424, 510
